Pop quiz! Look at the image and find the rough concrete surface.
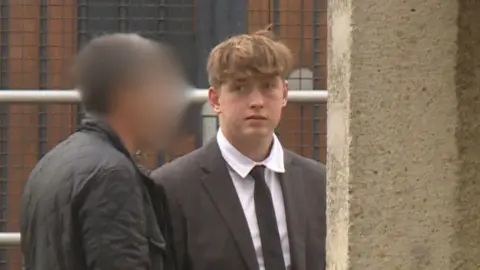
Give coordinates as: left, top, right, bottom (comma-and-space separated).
327, 0, 480, 269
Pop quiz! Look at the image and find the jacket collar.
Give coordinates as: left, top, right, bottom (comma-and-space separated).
78, 113, 154, 176
78, 113, 132, 158
216, 130, 285, 178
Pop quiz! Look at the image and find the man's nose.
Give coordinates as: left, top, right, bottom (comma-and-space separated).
249, 90, 264, 108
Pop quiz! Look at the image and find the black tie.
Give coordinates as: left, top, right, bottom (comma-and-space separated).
250, 165, 286, 270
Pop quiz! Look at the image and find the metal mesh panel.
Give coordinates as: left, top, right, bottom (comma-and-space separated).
0, 1, 198, 269
0, 0, 326, 267
0, 1, 78, 269
248, 0, 327, 162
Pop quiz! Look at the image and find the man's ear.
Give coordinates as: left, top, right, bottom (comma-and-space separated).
282, 80, 288, 107
208, 87, 221, 114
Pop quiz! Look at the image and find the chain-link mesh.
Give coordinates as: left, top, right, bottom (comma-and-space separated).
0, 0, 326, 269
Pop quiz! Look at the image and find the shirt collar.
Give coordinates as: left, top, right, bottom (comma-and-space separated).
217, 129, 285, 178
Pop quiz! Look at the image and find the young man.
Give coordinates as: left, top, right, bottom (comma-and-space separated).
151, 27, 326, 270
20, 33, 187, 270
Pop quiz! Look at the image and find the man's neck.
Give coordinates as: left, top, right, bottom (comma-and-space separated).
105, 115, 138, 156
221, 129, 274, 162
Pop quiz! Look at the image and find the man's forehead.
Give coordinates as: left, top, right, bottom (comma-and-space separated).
231, 74, 280, 83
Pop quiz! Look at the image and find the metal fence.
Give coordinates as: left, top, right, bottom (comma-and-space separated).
0, 89, 327, 248
0, 0, 326, 268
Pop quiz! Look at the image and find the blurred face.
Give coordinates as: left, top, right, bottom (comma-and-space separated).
123, 71, 187, 151
209, 75, 287, 140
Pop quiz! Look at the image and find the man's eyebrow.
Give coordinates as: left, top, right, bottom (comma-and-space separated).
233, 78, 248, 83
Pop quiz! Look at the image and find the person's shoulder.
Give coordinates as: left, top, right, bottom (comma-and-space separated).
37, 132, 135, 182
285, 149, 326, 175
65, 132, 135, 172
25, 132, 137, 202
285, 150, 326, 196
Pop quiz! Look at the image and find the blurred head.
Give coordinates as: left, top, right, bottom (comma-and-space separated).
74, 33, 187, 151
207, 25, 293, 142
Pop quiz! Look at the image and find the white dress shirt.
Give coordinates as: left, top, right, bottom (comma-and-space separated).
217, 130, 291, 270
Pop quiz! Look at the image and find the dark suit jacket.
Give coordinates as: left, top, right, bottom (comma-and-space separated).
151, 139, 326, 270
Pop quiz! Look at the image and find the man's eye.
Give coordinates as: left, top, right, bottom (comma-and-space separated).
263, 83, 275, 90
234, 86, 246, 92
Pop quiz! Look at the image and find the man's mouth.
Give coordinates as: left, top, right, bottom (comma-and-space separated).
246, 116, 267, 120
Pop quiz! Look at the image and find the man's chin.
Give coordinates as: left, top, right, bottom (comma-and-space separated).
242, 127, 272, 138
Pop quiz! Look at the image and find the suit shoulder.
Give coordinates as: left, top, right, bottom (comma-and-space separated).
286, 150, 326, 197
286, 149, 325, 175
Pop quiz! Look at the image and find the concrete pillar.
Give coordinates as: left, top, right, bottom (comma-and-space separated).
327, 0, 480, 269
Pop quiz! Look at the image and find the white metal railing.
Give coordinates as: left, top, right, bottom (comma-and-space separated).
0, 88, 327, 247
0, 89, 327, 103
0, 233, 20, 247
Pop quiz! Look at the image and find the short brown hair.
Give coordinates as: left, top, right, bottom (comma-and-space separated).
206, 25, 294, 88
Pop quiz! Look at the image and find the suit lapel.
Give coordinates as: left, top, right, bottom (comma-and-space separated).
199, 139, 259, 270
281, 151, 308, 270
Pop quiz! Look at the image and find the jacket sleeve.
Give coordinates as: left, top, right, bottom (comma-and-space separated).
78, 167, 149, 270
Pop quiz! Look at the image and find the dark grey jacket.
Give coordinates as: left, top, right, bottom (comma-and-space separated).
20, 116, 171, 270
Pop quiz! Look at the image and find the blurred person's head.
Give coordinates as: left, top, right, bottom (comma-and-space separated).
74, 33, 187, 153
207, 25, 293, 160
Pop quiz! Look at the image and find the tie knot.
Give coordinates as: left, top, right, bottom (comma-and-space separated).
249, 165, 265, 181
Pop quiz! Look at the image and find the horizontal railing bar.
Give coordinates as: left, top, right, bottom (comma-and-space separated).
0, 233, 20, 247
0, 89, 327, 103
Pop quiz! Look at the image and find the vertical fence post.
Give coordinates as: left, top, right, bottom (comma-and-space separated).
196, 0, 213, 146
154, 1, 168, 166
272, 0, 280, 34
198, 0, 247, 145
39, 0, 48, 159
0, 1, 8, 269
272, 0, 281, 138
76, 0, 88, 128
312, 0, 321, 161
